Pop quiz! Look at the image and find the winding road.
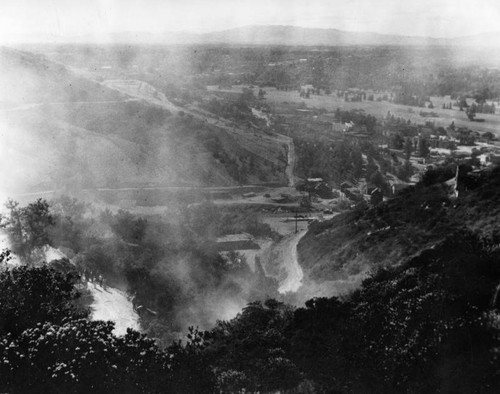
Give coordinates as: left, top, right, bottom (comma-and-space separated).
277, 230, 306, 293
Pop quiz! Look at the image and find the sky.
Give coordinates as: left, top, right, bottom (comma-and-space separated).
0, 0, 499, 43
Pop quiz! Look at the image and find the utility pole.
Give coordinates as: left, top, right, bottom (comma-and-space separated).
295, 207, 298, 234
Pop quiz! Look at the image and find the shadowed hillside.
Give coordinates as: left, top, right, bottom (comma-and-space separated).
298, 165, 500, 282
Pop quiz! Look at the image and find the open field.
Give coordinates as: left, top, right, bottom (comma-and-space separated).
208, 85, 500, 136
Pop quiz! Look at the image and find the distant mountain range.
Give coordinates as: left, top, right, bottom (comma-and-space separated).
64, 25, 500, 47
3, 25, 499, 47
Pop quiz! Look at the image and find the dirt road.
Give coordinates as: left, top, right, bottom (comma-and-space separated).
276, 230, 307, 293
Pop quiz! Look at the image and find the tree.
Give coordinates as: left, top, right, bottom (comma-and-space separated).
482, 131, 494, 141
436, 127, 447, 136
391, 133, 404, 150
2, 199, 54, 262
0, 320, 172, 393
240, 87, 255, 103
205, 300, 301, 393
466, 103, 477, 121
0, 264, 213, 393
404, 138, 413, 160
457, 96, 468, 111
369, 171, 391, 196
0, 265, 86, 337
311, 57, 326, 91
473, 87, 491, 104
289, 233, 500, 393
397, 160, 414, 182
167, 326, 217, 393
418, 138, 430, 158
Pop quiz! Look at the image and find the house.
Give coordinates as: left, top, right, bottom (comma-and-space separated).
343, 188, 363, 202
480, 153, 500, 166
343, 122, 370, 138
298, 178, 334, 199
216, 233, 260, 251
391, 182, 414, 196
339, 182, 363, 202
271, 193, 295, 203
340, 181, 355, 192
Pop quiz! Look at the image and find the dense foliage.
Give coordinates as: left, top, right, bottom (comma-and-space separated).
290, 233, 500, 393
1, 198, 54, 262
2, 197, 280, 344
295, 139, 364, 183
2, 164, 500, 392
204, 299, 301, 392
0, 262, 215, 393
1, 320, 170, 393
0, 265, 86, 337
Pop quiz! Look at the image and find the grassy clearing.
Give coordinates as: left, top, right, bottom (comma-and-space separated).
209, 85, 500, 136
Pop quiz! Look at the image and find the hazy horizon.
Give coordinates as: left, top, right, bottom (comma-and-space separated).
1, 0, 500, 44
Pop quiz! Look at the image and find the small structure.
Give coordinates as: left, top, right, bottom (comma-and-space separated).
216, 233, 260, 251
391, 182, 413, 196
340, 181, 355, 191
271, 193, 295, 203
339, 181, 363, 202
297, 178, 334, 199
481, 153, 500, 166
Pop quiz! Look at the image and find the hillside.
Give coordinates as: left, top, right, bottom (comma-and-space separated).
298, 165, 500, 283
0, 47, 121, 105
0, 48, 288, 195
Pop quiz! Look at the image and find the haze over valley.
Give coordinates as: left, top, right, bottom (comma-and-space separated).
1, 1, 500, 392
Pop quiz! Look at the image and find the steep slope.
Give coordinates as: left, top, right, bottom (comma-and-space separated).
0, 47, 122, 105
0, 48, 288, 196
298, 166, 500, 284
